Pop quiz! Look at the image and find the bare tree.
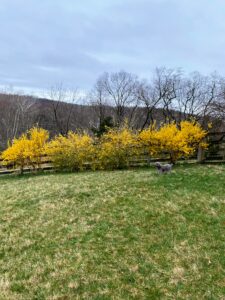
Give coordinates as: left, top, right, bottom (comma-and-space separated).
210, 76, 225, 128
136, 68, 182, 129
48, 84, 79, 135
143, 68, 223, 128
88, 77, 110, 131
0, 92, 36, 148
153, 68, 181, 123
95, 71, 140, 127
173, 72, 223, 127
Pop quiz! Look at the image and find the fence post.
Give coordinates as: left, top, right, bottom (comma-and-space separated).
197, 146, 205, 163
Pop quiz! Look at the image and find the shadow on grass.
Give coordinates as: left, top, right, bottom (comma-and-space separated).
0, 163, 223, 185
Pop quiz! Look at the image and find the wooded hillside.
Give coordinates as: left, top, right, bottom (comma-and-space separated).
1, 69, 225, 149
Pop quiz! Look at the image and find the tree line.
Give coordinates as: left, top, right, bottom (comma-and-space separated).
0, 67, 225, 150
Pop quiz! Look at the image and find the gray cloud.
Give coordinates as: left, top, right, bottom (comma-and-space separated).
0, 0, 224, 92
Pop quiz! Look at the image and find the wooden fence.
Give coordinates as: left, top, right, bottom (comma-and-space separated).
0, 132, 224, 175
201, 132, 225, 162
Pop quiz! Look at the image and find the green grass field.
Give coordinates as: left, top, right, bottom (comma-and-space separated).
0, 165, 224, 299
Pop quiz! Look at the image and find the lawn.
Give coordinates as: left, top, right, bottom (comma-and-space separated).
0, 165, 224, 299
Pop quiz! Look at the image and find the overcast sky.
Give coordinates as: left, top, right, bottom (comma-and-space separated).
0, 0, 224, 94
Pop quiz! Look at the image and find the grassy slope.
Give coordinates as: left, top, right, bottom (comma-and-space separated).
0, 165, 224, 299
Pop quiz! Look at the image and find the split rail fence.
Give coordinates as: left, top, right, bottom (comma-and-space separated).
0, 132, 224, 175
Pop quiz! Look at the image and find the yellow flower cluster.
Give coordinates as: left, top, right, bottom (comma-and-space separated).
139, 121, 208, 163
1, 121, 208, 172
46, 132, 95, 171
1, 127, 49, 173
97, 127, 139, 169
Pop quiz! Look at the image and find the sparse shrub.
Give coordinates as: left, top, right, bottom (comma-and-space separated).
46, 132, 95, 171
97, 126, 140, 169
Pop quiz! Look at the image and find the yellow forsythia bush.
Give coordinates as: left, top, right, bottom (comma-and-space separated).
97, 127, 140, 169
1, 121, 207, 173
1, 127, 49, 173
46, 132, 95, 171
139, 120, 207, 163
28, 127, 50, 167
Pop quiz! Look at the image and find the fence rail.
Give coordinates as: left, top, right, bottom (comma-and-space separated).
202, 132, 225, 162
0, 156, 199, 175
